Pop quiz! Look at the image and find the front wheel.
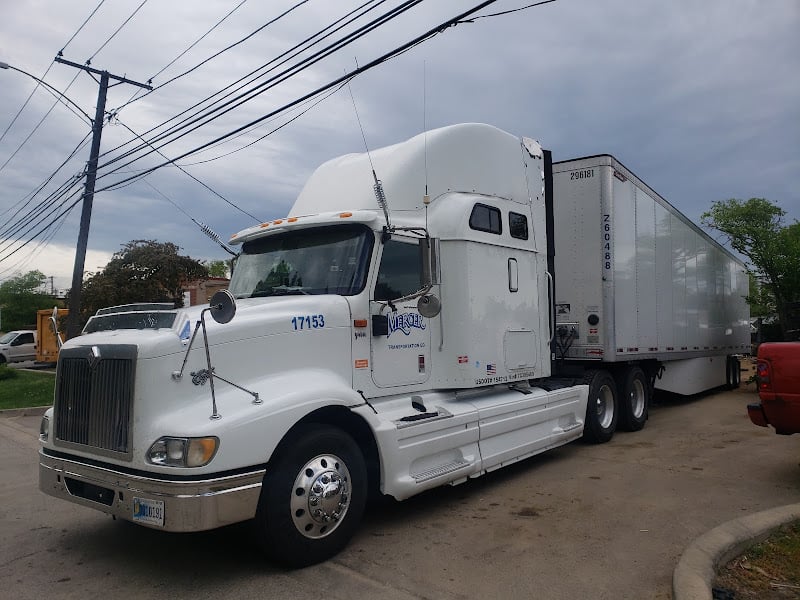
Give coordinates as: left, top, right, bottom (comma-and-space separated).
582, 370, 618, 444
255, 424, 367, 568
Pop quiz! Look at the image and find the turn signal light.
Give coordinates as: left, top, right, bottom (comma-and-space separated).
147, 436, 219, 467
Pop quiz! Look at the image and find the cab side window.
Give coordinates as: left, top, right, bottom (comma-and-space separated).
15, 332, 34, 345
374, 240, 422, 301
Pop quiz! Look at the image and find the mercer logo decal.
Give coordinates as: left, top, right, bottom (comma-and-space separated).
388, 312, 426, 337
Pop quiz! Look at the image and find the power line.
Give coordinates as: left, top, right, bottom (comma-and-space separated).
137, 178, 236, 256
0, 0, 107, 147
87, 0, 149, 63
0, 70, 82, 176
462, 0, 557, 21
0, 0, 151, 177
180, 78, 350, 167
96, 0, 500, 192
0, 173, 85, 245
0, 131, 91, 223
0, 63, 92, 123
0, 187, 83, 265
102, 0, 385, 161
97, 0, 419, 176
115, 0, 309, 112
59, 0, 109, 55
120, 0, 251, 108
114, 118, 261, 221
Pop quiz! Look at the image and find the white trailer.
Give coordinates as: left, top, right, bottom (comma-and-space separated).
38, 124, 748, 567
550, 155, 749, 436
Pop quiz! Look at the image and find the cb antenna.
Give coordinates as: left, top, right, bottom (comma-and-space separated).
193, 219, 237, 256
346, 64, 391, 231
422, 60, 430, 225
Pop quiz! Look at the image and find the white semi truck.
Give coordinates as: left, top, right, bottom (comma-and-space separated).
38, 124, 749, 567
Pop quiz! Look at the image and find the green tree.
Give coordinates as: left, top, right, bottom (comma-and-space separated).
74, 240, 208, 325
0, 271, 56, 331
702, 198, 800, 339
206, 259, 230, 278
747, 273, 774, 319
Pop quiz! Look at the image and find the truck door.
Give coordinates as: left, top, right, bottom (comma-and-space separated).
370, 237, 432, 388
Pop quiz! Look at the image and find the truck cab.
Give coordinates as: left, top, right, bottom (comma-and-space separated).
0, 330, 37, 364
38, 124, 593, 567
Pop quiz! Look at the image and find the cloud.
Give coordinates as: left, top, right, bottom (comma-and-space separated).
0, 0, 797, 289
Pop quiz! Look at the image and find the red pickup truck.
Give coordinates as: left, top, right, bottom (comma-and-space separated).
748, 342, 800, 434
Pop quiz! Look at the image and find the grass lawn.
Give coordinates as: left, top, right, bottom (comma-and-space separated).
0, 367, 55, 410
714, 520, 800, 599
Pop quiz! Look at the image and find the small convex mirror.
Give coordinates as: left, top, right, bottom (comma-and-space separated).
209, 290, 236, 324
417, 294, 441, 318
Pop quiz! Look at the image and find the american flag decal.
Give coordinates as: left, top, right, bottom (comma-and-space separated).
486, 363, 496, 375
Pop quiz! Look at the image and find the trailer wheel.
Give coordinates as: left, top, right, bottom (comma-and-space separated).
582, 370, 618, 443
254, 424, 366, 568
726, 356, 741, 389
616, 366, 649, 432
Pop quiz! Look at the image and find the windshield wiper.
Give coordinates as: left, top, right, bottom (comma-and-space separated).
247, 287, 309, 298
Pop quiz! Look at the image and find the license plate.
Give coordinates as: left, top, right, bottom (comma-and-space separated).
132, 497, 164, 527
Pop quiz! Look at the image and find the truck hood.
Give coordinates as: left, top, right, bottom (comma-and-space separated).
64, 295, 354, 360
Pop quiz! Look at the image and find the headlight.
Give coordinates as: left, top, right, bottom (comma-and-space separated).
39, 415, 50, 442
147, 436, 218, 467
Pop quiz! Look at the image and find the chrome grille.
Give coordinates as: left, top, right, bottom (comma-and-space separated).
54, 345, 137, 458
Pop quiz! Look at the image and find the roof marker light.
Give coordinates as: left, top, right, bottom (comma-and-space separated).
339, 212, 353, 218
273, 219, 283, 225
259, 223, 270, 228
287, 217, 298, 223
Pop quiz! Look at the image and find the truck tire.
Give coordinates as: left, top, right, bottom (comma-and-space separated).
616, 366, 649, 432
582, 370, 618, 444
726, 356, 741, 389
255, 424, 366, 568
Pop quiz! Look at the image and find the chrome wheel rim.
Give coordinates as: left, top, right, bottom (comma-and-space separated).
595, 384, 614, 429
630, 378, 646, 419
290, 453, 351, 539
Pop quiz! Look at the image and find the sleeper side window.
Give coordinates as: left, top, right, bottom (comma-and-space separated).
469, 203, 502, 235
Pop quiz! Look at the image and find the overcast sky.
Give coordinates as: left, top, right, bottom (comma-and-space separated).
0, 0, 797, 291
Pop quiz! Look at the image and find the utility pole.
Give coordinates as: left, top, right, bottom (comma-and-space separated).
55, 56, 151, 338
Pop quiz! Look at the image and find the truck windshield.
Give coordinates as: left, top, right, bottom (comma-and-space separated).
0, 332, 18, 344
229, 224, 374, 299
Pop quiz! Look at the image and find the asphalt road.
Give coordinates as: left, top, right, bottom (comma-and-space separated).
2, 374, 799, 600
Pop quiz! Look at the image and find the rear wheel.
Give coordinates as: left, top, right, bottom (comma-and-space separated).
255, 424, 366, 568
727, 356, 741, 389
582, 370, 618, 443
616, 366, 649, 431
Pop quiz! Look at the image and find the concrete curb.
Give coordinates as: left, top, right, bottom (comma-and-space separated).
673, 503, 800, 600
0, 405, 50, 418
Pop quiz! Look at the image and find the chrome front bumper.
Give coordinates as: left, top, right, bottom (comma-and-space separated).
39, 450, 265, 532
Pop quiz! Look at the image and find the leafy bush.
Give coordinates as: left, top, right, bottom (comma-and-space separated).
0, 364, 19, 381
